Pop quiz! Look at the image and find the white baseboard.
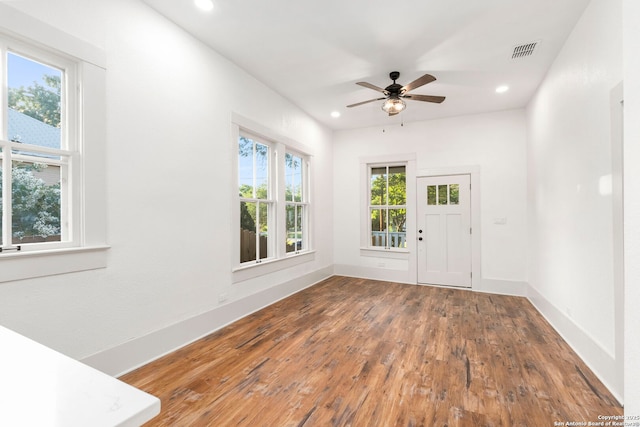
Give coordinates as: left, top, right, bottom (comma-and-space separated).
334, 266, 527, 297
333, 264, 414, 284
476, 278, 527, 296
80, 266, 333, 377
527, 284, 623, 404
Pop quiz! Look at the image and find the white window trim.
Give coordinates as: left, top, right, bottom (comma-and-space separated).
0, 4, 105, 69
231, 114, 313, 281
360, 154, 416, 258
0, 6, 108, 283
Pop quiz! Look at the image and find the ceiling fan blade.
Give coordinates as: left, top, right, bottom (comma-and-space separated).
356, 81, 389, 94
401, 74, 436, 93
347, 97, 386, 108
404, 94, 446, 104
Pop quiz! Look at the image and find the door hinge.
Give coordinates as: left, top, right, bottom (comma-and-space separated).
470, 272, 473, 278
470, 227, 472, 234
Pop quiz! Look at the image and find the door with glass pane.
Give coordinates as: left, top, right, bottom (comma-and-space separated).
417, 175, 471, 287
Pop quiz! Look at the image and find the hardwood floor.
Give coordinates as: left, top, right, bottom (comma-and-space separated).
121, 276, 622, 426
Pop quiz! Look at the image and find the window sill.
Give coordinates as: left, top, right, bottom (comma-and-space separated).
360, 247, 410, 259
232, 250, 316, 283
0, 245, 110, 283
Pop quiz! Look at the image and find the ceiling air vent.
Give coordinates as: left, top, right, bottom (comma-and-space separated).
512, 41, 539, 59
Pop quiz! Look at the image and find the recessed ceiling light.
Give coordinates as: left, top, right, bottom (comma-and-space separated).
496, 85, 509, 94
194, 0, 214, 12
331, 111, 341, 118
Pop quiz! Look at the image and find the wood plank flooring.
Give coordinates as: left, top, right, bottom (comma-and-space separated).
121, 276, 622, 426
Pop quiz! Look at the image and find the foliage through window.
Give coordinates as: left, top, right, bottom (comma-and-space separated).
369, 165, 406, 249
1, 45, 77, 251
427, 184, 459, 205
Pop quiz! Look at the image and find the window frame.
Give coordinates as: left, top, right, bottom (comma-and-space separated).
232, 116, 314, 279
367, 163, 408, 251
238, 132, 276, 263
1, 38, 80, 253
284, 149, 310, 256
359, 153, 416, 257
0, 6, 108, 283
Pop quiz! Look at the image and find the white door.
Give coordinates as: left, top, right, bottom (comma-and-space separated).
417, 175, 471, 287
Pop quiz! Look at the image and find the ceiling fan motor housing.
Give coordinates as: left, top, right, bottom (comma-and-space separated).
386, 84, 403, 96
387, 71, 403, 95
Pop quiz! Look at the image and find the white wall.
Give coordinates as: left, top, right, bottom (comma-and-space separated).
333, 109, 528, 293
0, 0, 333, 375
526, 0, 623, 401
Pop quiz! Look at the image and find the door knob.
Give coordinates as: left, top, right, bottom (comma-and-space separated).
418, 237, 423, 241
418, 229, 423, 233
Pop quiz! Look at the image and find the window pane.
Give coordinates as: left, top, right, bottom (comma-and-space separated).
450, 184, 459, 205
7, 53, 62, 149
286, 204, 304, 253
238, 136, 254, 197
257, 202, 268, 260
11, 160, 61, 244
240, 201, 257, 262
438, 185, 448, 205
370, 208, 387, 247
285, 153, 303, 203
388, 166, 406, 205
240, 201, 256, 232
255, 143, 268, 200
427, 185, 437, 205
238, 137, 269, 200
297, 205, 304, 251
286, 205, 295, 253
285, 154, 292, 202
370, 167, 387, 205
388, 209, 407, 248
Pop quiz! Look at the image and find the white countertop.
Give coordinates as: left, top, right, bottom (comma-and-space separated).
0, 325, 160, 427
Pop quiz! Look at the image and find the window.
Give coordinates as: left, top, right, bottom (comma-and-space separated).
0, 11, 107, 283
1, 39, 79, 252
369, 164, 406, 249
427, 183, 459, 205
236, 128, 311, 267
285, 151, 308, 254
238, 135, 273, 263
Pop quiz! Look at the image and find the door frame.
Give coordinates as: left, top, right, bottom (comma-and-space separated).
416, 165, 480, 289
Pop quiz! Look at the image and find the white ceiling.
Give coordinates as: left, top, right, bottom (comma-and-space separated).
141, 0, 590, 131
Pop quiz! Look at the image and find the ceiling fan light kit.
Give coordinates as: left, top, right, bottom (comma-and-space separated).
382, 97, 406, 115
348, 71, 445, 116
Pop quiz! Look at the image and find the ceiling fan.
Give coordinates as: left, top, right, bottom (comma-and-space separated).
347, 71, 445, 116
